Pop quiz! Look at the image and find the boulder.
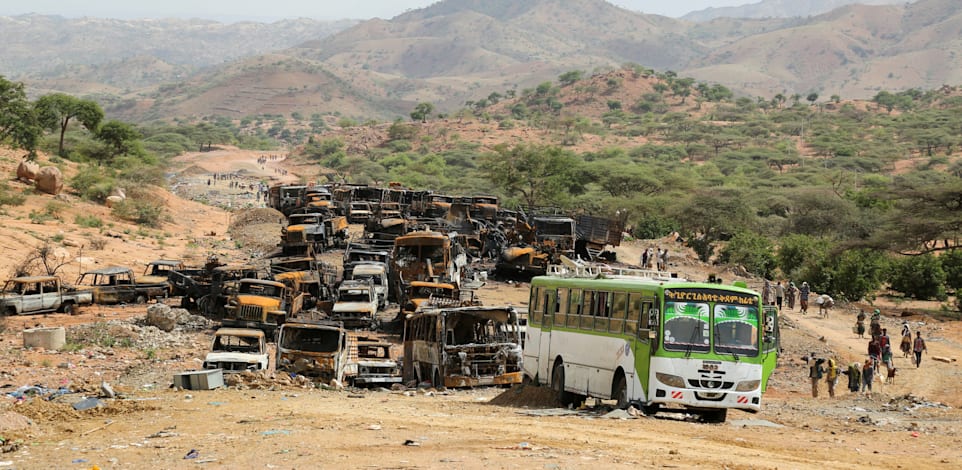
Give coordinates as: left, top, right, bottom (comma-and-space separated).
34, 166, 64, 195
105, 195, 124, 208
16, 160, 40, 182
146, 303, 177, 332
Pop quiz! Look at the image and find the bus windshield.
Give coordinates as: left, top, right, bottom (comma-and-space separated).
713, 304, 759, 356
663, 301, 710, 353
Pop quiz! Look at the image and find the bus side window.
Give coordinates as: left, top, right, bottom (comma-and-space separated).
555, 288, 569, 327
594, 291, 610, 332
627, 294, 642, 332
609, 292, 627, 334
581, 291, 595, 330
567, 289, 582, 328
529, 287, 543, 325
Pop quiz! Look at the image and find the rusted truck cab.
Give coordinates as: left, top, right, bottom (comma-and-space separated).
276, 320, 348, 384
222, 279, 289, 337
351, 336, 402, 387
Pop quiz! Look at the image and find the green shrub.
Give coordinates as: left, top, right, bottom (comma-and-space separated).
0, 181, 26, 207
888, 254, 947, 300
71, 165, 116, 202
112, 198, 163, 227
75, 214, 104, 228
718, 232, 777, 279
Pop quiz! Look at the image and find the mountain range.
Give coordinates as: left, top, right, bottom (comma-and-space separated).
4, 0, 960, 121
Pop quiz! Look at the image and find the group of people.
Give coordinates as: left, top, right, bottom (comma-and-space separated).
762, 280, 815, 314
639, 247, 670, 272
808, 312, 930, 398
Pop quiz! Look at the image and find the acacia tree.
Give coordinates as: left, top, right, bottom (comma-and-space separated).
479, 143, 584, 209
34, 93, 104, 156
96, 120, 141, 159
410, 102, 434, 123
0, 76, 41, 158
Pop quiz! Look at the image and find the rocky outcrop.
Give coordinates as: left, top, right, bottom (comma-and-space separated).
16, 160, 40, 182
34, 166, 64, 195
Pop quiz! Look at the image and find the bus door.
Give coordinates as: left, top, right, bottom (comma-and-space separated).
761, 305, 780, 391
629, 294, 657, 400
537, 289, 557, 382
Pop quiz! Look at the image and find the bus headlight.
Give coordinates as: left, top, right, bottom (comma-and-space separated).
655, 372, 686, 389
735, 380, 760, 391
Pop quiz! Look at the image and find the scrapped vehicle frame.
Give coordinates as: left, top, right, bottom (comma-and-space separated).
276, 320, 348, 384
350, 336, 402, 387
0, 275, 93, 315
203, 328, 269, 373
76, 266, 168, 305
403, 306, 524, 388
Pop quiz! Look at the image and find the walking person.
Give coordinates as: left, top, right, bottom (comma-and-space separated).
775, 281, 784, 310
786, 282, 797, 310
806, 352, 826, 398
799, 282, 810, 314
825, 356, 839, 398
844, 362, 861, 393
661, 248, 669, 272
900, 322, 912, 358
762, 280, 773, 307
913, 331, 927, 367
861, 359, 874, 394
641, 249, 648, 269
855, 310, 867, 338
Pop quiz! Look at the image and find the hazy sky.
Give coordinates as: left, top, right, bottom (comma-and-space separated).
0, 1, 751, 22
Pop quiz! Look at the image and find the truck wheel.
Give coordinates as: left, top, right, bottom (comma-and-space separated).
135, 295, 147, 304
60, 302, 75, 315
3, 306, 16, 316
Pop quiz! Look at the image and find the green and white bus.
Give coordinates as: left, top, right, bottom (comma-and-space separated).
523, 262, 779, 422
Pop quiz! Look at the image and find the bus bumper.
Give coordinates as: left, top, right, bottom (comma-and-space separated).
651, 387, 762, 412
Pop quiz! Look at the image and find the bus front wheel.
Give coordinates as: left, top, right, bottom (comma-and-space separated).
701, 408, 727, 423
551, 363, 576, 407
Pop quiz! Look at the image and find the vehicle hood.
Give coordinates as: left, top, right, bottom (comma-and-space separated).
204, 352, 267, 363
333, 301, 376, 313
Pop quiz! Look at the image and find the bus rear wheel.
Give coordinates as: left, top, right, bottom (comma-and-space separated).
551, 363, 576, 407
612, 374, 628, 409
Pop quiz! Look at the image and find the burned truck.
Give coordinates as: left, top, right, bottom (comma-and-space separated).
222, 279, 293, 337
498, 215, 576, 276
402, 306, 524, 388
391, 231, 467, 297
276, 320, 349, 384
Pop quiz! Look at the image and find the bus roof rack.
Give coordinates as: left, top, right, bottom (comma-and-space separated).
547, 256, 686, 281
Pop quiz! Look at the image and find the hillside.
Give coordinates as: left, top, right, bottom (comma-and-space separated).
682, 0, 916, 22
104, 0, 962, 121
1, 15, 355, 93
685, 0, 962, 98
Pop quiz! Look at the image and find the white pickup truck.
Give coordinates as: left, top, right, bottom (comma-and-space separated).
332, 279, 378, 329
348, 262, 389, 309
0, 276, 93, 315
202, 328, 269, 373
